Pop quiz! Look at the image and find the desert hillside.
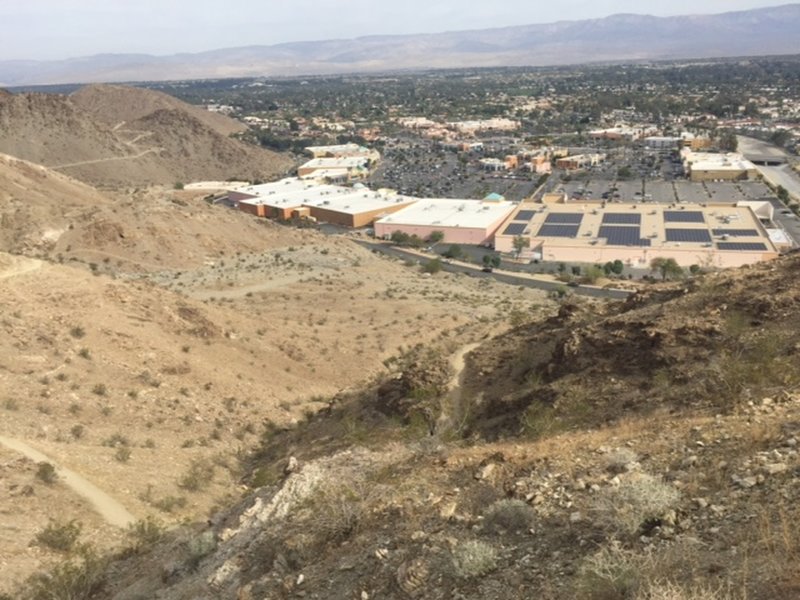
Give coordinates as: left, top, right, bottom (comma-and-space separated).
45, 254, 800, 600
0, 207, 548, 593
0, 86, 290, 188
71, 84, 246, 137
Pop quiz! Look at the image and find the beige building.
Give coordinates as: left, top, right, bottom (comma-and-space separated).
494, 202, 778, 268
681, 150, 758, 182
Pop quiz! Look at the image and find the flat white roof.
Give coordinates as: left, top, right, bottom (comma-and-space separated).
377, 198, 515, 230
306, 143, 366, 153
303, 190, 415, 215
300, 157, 369, 169
234, 178, 315, 197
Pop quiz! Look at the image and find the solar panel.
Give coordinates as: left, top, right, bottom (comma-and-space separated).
515, 210, 536, 221
664, 210, 705, 223
602, 213, 641, 225
717, 242, 768, 251
537, 224, 580, 238
598, 226, 652, 247
665, 228, 712, 243
545, 213, 583, 225
503, 223, 528, 236
712, 229, 759, 237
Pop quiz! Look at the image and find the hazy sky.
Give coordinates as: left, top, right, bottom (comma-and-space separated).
0, 0, 790, 60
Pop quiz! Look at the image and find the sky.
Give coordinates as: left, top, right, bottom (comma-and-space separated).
0, 0, 790, 61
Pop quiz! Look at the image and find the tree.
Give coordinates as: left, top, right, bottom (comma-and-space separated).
718, 130, 738, 153
582, 265, 604, 284
443, 244, 463, 259
427, 231, 445, 247
512, 236, 530, 258
482, 254, 501, 269
422, 259, 442, 274
776, 186, 790, 204
611, 259, 625, 275
650, 257, 684, 281
617, 166, 632, 179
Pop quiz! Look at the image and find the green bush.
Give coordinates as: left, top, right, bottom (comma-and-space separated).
36, 462, 58, 485
26, 548, 105, 600
451, 540, 498, 579
483, 499, 535, 533
35, 520, 82, 553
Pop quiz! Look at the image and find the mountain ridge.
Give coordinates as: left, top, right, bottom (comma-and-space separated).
2, 4, 800, 85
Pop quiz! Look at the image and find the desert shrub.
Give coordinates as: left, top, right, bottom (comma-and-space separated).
4, 398, 19, 411
605, 448, 639, 474
70, 424, 85, 439
185, 531, 216, 570
35, 520, 82, 553
114, 446, 132, 463
36, 462, 58, 484
483, 499, 535, 533
178, 458, 215, 492
91, 384, 107, 396
69, 326, 85, 339
153, 495, 187, 513
126, 517, 164, 552
26, 548, 105, 600
592, 473, 680, 536
577, 542, 655, 600
452, 540, 499, 579
308, 484, 364, 544
635, 581, 735, 600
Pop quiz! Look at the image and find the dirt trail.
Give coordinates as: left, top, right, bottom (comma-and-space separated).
0, 435, 136, 528
51, 147, 162, 170
0, 256, 42, 280
436, 343, 481, 434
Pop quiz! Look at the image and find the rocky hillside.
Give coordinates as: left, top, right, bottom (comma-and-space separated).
0, 86, 290, 188
15, 254, 799, 599
70, 84, 246, 137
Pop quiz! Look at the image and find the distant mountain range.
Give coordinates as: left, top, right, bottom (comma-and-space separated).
2, 4, 800, 86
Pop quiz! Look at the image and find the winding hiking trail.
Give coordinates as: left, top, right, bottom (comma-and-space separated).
436, 343, 481, 434
0, 256, 42, 280
50, 147, 162, 170
0, 435, 136, 528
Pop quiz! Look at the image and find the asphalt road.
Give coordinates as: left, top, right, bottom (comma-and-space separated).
737, 136, 800, 246
354, 240, 632, 301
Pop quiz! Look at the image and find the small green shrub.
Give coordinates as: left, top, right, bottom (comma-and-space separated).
36, 462, 58, 484
26, 548, 105, 600
35, 520, 82, 553
483, 499, 535, 533
592, 473, 680, 536
452, 540, 498, 579
178, 458, 215, 492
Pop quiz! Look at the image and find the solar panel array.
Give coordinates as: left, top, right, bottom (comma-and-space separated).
712, 229, 760, 237
537, 224, 581, 238
602, 213, 641, 225
665, 228, 712, 243
503, 223, 528, 236
515, 210, 537, 221
598, 226, 652, 247
545, 213, 584, 225
664, 210, 705, 223
717, 242, 768, 251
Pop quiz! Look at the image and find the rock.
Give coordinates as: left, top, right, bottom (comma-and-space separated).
439, 502, 457, 519
764, 463, 788, 475
396, 559, 429, 598
569, 512, 582, 523
694, 498, 709, 509
375, 548, 389, 560
296, 574, 304, 586
738, 476, 758, 488
475, 463, 497, 480
411, 531, 427, 541
362, 592, 369, 600
285, 456, 299, 474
